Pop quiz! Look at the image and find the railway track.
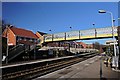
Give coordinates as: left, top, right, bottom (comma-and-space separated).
2, 53, 97, 80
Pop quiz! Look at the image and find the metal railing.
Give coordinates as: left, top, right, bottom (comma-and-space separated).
8, 45, 25, 61
8, 44, 36, 62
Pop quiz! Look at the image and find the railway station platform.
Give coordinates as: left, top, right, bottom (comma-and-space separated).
34, 55, 120, 80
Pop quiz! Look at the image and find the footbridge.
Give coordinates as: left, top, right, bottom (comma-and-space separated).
43, 26, 118, 42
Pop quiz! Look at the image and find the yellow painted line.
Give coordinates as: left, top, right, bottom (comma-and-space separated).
97, 33, 118, 37
45, 40, 52, 42
66, 37, 79, 40
53, 38, 65, 41
80, 36, 95, 39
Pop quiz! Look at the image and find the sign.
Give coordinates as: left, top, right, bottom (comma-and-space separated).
48, 49, 53, 55
113, 27, 118, 36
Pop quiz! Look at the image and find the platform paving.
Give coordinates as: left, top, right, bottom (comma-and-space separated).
33, 55, 120, 80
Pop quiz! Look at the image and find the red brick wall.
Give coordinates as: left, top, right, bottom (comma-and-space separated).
76, 42, 87, 48
8, 29, 16, 45
2, 28, 16, 46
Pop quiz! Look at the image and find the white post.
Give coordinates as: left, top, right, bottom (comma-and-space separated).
6, 26, 8, 64
108, 11, 117, 69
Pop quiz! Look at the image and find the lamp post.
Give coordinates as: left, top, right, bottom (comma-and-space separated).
98, 10, 117, 68
70, 27, 72, 31
92, 22, 96, 49
49, 29, 53, 42
92, 22, 95, 27
49, 29, 52, 34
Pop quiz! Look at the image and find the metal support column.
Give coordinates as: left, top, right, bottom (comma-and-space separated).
34, 45, 36, 60
58, 42, 60, 47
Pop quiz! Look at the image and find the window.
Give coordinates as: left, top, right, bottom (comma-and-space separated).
24, 38, 27, 41
17, 36, 22, 40
34, 39, 37, 42
29, 38, 33, 42
38, 39, 40, 43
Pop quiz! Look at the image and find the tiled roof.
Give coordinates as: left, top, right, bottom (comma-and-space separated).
10, 27, 38, 39
37, 31, 47, 36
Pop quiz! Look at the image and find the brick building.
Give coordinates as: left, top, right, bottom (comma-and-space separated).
2, 26, 38, 47
76, 42, 87, 48
76, 42, 94, 49
2, 26, 39, 61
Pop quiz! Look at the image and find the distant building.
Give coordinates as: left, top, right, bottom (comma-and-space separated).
45, 41, 94, 49
2, 26, 38, 46
76, 42, 87, 48
76, 42, 93, 49
43, 41, 73, 48
86, 44, 93, 49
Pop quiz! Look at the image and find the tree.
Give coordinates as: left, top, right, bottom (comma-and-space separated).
1, 20, 6, 32
93, 42, 100, 50
1, 20, 12, 33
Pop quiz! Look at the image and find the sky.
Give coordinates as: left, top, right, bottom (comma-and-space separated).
2, 2, 119, 44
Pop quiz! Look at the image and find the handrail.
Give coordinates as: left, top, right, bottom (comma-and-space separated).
8, 44, 36, 61
8, 45, 25, 61
9, 44, 24, 52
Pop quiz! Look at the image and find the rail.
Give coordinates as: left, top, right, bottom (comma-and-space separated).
2, 53, 97, 80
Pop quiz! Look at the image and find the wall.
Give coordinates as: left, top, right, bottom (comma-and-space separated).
2, 28, 16, 46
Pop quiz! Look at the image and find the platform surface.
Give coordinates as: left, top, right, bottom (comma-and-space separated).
34, 55, 120, 80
